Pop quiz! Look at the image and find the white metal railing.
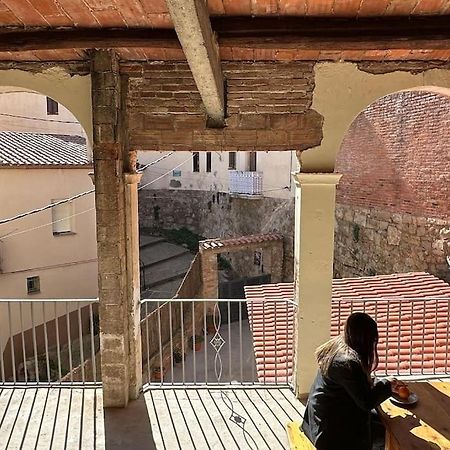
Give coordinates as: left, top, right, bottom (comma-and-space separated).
229, 171, 263, 196
140, 298, 296, 389
0, 299, 100, 386
332, 297, 450, 378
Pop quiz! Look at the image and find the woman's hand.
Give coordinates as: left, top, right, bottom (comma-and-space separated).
390, 378, 407, 395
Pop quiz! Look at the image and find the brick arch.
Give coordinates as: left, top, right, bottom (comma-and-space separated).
335, 87, 450, 219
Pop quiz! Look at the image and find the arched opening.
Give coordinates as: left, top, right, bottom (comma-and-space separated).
0, 84, 98, 384
334, 87, 450, 283
0, 68, 92, 150
303, 63, 450, 172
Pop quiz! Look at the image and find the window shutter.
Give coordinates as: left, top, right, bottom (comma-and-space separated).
52, 201, 73, 234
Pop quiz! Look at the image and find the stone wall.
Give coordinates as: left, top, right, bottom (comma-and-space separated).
175, 252, 202, 299
139, 189, 295, 281
334, 204, 450, 284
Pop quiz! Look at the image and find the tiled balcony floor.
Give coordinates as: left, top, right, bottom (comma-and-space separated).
0, 387, 104, 450
3, 381, 450, 449
0, 386, 305, 450
145, 387, 305, 450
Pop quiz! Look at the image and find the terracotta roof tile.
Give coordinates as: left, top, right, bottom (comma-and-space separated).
199, 233, 283, 251
0, 131, 89, 166
245, 272, 450, 383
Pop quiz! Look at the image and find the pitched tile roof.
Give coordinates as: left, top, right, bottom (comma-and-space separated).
0, 131, 89, 167
199, 233, 283, 251
244, 272, 450, 383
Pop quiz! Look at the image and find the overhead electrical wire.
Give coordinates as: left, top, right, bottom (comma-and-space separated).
0, 111, 80, 124
0, 153, 189, 241
1, 152, 289, 240
0, 151, 175, 226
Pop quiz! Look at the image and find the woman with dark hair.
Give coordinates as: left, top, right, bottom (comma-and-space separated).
301, 312, 405, 450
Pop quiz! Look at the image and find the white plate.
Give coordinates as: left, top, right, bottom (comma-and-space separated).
390, 392, 418, 407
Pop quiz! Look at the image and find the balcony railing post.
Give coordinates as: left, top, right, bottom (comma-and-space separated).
140, 298, 297, 389
0, 299, 99, 387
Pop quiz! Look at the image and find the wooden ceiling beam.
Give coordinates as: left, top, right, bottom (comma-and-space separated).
0, 28, 180, 52
166, 0, 225, 127
1, 16, 450, 54
214, 16, 450, 50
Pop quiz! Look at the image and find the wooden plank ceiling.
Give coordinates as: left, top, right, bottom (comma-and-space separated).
0, 0, 450, 62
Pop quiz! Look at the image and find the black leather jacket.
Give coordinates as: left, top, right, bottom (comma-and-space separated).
302, 354, 392, 450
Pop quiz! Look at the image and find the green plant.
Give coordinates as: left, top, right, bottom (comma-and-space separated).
352, 224, 360, 242
218, 255, 232, 270
162, 227, 204, 252
190, 334, 204, 351
173, 348, 184, 364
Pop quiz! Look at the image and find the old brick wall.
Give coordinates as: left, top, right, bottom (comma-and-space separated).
335, 90, 450, 282
122, 61, 322, 152
336, 90, 450, 218
139, 189, 294, 281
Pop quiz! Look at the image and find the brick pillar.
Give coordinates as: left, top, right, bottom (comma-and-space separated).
200, 250, 218, 298
293, 173, 341, 396
270, 241, 284, 283
92, 50, 141, 407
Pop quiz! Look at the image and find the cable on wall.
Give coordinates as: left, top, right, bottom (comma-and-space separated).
0, 151, 175, 226
0, 153, 188, 241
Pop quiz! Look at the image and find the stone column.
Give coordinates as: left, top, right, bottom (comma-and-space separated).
200, 250, 218, 299
293, 173, 341, 396
92, 50, 141, 407
124, 172, 143, 400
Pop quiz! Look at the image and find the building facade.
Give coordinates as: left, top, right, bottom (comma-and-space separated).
138, 150, 297, 199
0, 132, 97, 299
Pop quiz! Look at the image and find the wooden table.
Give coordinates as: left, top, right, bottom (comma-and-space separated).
379, 382, 450, 450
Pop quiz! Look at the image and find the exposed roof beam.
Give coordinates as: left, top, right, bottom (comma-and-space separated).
214, 16, 450, 50
166, 0, 224, 127
1, 16, 450, 53
0, 28, 179, 52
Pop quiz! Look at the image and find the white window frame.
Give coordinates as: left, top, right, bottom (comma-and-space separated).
27, 276, 40, 294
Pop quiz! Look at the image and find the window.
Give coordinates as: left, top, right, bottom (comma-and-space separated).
249, 152, 257, 172
52, 200, 74, 235
228, 152, 236, 170
193, 152, 200, 172
206, 152, 212, 172
46, 97, 59, 115
27, 276, 40, 294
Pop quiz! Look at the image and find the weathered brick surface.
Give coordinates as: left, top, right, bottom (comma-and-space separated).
122, 61, 323, 152
334, 90, 450, 283
92, 50, 138, 407
336, 90, 450, 219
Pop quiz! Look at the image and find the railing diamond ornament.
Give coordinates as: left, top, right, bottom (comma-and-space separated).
210, 334, 225, 352
211, 302, 225, 382
209, 302, 256, 450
